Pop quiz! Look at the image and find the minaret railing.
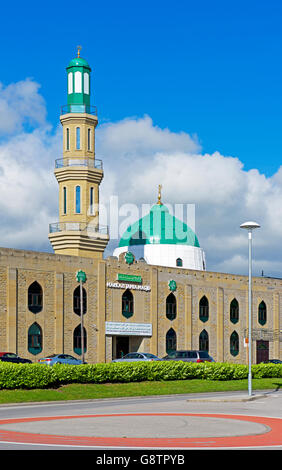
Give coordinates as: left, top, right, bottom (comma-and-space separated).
49, 222, 109, 235
55, 158, 103, 169
61, 104, 97, 115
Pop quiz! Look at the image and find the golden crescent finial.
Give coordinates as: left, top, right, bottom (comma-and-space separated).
77, 45, 82, 58
157, 184, 163, 205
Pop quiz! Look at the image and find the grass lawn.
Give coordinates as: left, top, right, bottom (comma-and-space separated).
0, 378, 281, 404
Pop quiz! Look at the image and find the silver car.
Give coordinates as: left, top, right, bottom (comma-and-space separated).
162, 350, 214, 363
112, 352, 162, 362
38, 354, 83, 365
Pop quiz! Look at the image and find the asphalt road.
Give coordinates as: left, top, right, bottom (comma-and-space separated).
0, 389, 281, 452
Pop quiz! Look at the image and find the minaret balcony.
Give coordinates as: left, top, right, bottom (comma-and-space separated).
55, 157, 103, 170
48, 221, 109, 258
61, 104, 97, 115
49, 222, 109, 236
54, 158, 103, 184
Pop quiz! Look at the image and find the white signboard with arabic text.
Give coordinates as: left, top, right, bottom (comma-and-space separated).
105, 321, 152, 336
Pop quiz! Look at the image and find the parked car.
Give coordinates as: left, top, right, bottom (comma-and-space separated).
162, 350, 215, 363
38, 354, 83, 365
0, 352, 32, 364
112, 352, 162, 362
262, 359, 282, 364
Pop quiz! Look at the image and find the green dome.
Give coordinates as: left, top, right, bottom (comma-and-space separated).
119, 203, 200, 248
67, 57, 91, 70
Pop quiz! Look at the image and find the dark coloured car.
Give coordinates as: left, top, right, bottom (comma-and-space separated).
0, 352, 32, 364
162, 350, 214, 363
262, 359, 282, 364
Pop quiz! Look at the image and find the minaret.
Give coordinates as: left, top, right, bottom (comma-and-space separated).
48, 48, 109, 259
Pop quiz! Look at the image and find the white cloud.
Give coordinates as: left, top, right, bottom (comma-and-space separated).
0, 79, 47, 135
0, 79, 59, 250
96, 116, 282, 277
0, 80, 282, 278
97, 115, 200, 161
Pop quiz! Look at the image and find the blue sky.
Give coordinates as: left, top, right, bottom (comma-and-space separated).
1, 0, 282, 276
1, 0, 282, 176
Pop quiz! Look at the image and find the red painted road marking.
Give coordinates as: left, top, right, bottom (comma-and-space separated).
0, 413, 281, 448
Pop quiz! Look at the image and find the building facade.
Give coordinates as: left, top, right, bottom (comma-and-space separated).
0, 246, 281, 364
0, 52, 281, 364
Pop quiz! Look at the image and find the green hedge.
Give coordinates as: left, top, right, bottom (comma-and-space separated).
0, 361, 281, 390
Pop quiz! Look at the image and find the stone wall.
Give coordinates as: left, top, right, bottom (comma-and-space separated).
0, 247, 280, 364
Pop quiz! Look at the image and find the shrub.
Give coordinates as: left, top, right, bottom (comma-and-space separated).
0, 361, 281, 390
252, 363, 282, 379
0, 363, 55, 389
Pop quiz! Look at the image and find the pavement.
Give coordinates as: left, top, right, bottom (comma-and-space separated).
0, 389, 281, 450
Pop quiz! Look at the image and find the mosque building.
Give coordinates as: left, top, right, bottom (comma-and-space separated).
0, 51, 281, 364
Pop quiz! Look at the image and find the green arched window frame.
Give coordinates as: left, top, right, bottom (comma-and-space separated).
73, 325, 87, 355
122, 289, 134, 319
199, 329, 209, 352
166, 293, 177, 321
73, 285, 87, 316
258, 301, 267, 326
166, 328, 177, 355
28, 281, 43, 314
230, 298, 239, 324
199, 295, 209, 322
28, 322, 42, 355
230, 331, 239, 357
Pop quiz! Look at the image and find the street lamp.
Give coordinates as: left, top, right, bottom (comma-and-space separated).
240, 221, 260, 396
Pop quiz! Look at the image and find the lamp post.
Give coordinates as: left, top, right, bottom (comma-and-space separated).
76, 270, 87, 363
240, 221, 260, 396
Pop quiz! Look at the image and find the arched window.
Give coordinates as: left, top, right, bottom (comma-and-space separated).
84, 72, 89, 94
74, 71, 82, 93
75, 185, 81, 213
28, 322, 42, 355
66, 128, 70, 150
230, 331, 239, 356
122, 289, 134, 319
166, 328, 177, 355
63, 187, 67, 214
199, 295, 209, 322
166, 293, 177, 320
87, 128, 91, 151
176, 258, 183, 267
73, 325, 87, 355
28, 281, 43, 313
73, 286, 87, 316
258, 301, 267, 326
230, 298, 239, 324
199, 329, 209, 352
76, 127, 80, 149
90, 187, 94, 214
68, 73, 73, 94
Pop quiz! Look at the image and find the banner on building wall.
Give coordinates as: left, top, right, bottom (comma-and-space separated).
105, 321, 152, 336
106, 281, 151, 291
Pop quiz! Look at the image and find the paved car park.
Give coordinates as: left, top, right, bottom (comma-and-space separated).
0, 389, 281, 451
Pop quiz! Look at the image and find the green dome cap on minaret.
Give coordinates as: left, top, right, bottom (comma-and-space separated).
67, 56, 91, 70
